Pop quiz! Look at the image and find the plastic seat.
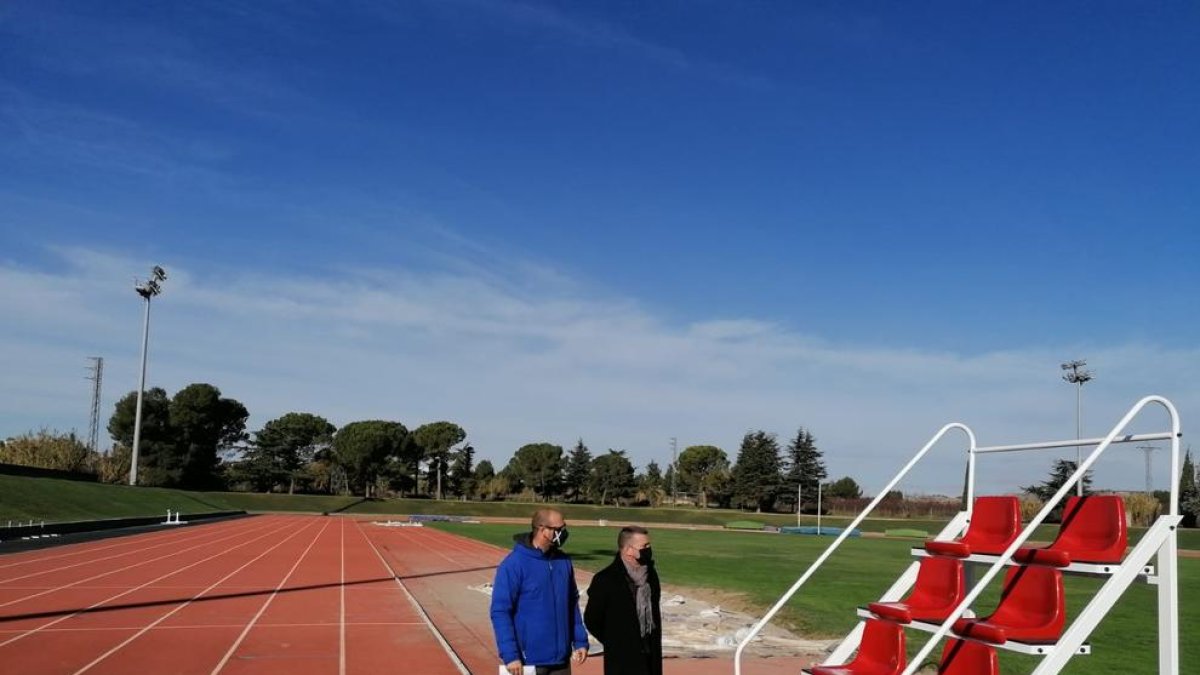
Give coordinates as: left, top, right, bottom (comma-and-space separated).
811, 619, 905, 675
868, 556, 965, 624
953, 565, 1065, 644
938, 639, 998, 674
1013, 495, 1127, 567
925, 496, 1021, 558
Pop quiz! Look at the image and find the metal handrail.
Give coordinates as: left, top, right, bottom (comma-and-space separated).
900, 395, 1182, 675
732, 423, 977, 675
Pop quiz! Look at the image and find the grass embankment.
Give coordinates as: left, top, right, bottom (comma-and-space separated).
433, 522, 1200, 675
0, 474, 360, 522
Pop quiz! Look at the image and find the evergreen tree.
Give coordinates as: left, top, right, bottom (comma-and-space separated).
510, 443, 564, 500
588, 450, 635, 506
663, 464, 678, 504
1179, 449, 1198, 528
639, 460, 664, 491
825, 476, 863, 499
637, 460, 666, 507
781, 427, 827, 513
677, 445, 730, 508
563, 439, 593, 503
448, 444, 475, 498
1021, 459, 1093, 502
732, 430, 782, 512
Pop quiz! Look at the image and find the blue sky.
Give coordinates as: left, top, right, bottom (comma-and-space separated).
1, 1, 1197, 495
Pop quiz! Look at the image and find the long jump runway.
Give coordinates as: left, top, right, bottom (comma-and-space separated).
0, 515, 806, 674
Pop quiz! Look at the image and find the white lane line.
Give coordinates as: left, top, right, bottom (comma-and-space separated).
208, 519, 332, 675
0, 518, 292, 649
72, 518, 325, 675
0, 522, 224, 573
340, 516, 346, 675
0, 519, 265, 586
354, 519, 469, 675
0, 518, 278, 611
0, 621, 425, 635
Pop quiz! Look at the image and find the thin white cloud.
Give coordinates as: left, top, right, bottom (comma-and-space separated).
1, 245, 1195, 499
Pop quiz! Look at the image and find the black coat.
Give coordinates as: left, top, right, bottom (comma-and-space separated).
583, 557, 663, 675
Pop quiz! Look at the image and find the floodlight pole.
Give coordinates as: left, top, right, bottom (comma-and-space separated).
670, 437, 678, 507
130, 266, 166, 486
1061, 359, 1094, 497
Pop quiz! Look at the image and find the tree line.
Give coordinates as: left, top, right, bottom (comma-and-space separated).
4, 381, 1198, 524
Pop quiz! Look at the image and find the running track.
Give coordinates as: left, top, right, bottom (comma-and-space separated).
0, 515, 807, 674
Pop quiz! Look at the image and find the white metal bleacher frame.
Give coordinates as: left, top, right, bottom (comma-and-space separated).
733, 395, 1183, 675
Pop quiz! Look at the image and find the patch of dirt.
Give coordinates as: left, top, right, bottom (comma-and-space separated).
585, 582, 834, 661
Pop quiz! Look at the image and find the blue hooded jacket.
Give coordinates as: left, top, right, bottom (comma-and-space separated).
490, 533, 589, 666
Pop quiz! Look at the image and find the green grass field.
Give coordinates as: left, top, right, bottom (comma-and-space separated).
432, 522, 1200, 675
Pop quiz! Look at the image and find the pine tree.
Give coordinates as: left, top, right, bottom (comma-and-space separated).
781, 427, 827, 513
1021, 459, 1093, 502
732, 430, 782, 512
1179, 449, 1198, 528
448, 444, 475, 498
563, 439, 593, 503
589, 450, 635, 506
637, 460, 666, 507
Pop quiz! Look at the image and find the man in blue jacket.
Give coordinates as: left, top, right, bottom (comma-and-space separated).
490, 508, 589, 675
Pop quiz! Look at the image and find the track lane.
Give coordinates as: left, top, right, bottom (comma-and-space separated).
75, 517, 326, 675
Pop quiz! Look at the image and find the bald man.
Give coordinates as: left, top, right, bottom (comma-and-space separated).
490, 509, 589, 675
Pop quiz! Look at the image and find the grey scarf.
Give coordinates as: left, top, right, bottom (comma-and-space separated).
623, 560, 655, 637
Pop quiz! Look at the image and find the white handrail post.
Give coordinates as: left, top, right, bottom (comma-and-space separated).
1155, 397, 1182, 674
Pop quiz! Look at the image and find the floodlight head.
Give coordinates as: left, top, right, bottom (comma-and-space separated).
134, 265, 167, 300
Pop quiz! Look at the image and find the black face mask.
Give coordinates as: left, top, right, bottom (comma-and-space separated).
636, 546, 653, 566
549, 526, 569, 548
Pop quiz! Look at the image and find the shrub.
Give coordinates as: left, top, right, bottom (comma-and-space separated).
1125, 492, 1161, 527
1019, 496, 1044, 522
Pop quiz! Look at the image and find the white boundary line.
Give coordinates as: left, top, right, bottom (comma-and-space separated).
340, 516, 346, 675
0, 521, 221, 572
208, 519, 332, 675
354, 518, 470, 675
0, 518, 277, 611
0, 621, 425, 634
0, 518, 264, 586
73, 518, 324, 675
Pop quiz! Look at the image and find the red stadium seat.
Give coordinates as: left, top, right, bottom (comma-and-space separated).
953, 566, 1065, 644
938, 639, 998, 674
1013, 495, 1127, 567
811, 620, 905, 675
868, 556, 965, 624
925, 496, 1021, 557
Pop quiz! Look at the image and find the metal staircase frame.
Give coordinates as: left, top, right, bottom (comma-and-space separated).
733, 395, 1183, 675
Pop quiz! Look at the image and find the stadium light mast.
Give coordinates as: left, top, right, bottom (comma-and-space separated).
1061, 359, 1094, 497
670, 437, 678, 507
130, 266, 167, 486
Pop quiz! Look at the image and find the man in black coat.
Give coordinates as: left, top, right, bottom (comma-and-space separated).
583, 525, 663, 675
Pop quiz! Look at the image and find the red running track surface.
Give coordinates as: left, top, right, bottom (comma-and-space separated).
1, 515, 811, 675
0, 515, 466, 675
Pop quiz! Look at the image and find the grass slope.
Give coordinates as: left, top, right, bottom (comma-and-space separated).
0, 475, 360, 522
433, 522, 1200, 675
